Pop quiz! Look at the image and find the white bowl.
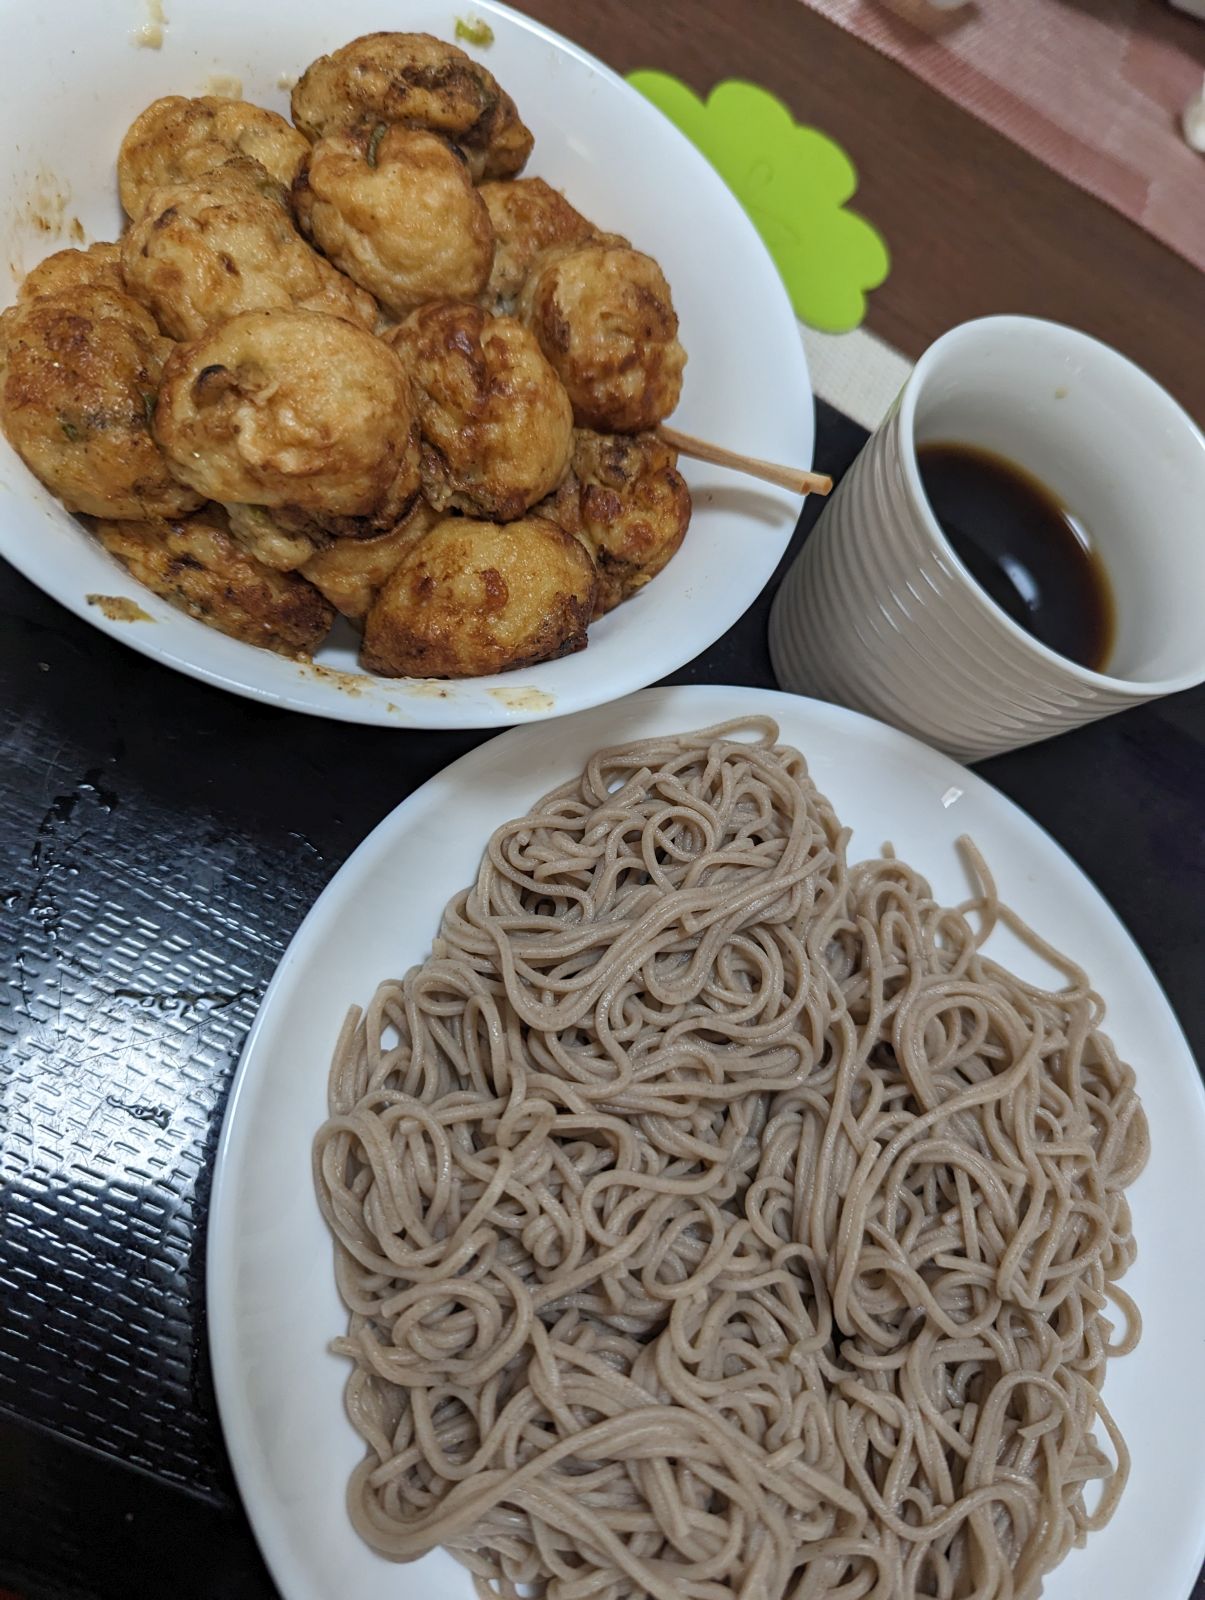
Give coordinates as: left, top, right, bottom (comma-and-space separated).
0, 0, 812, 728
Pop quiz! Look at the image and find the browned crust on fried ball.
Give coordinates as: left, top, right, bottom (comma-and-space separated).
537, 429, 691, 617
19, 242, 126, 302
361, 514, 596, 677
118, 95, 310, 220
478, 178, 594, 312
291, 31, 532, 180
292, 126, 494, 318
222, 502, 324, 572
386, 301, 572, 521
121, 160, 377, 341
519, 241, 686, 433
153, 309, 420, 529
0, 286, 201, 520
301, 497, 438, 619
93, 505, 334, 656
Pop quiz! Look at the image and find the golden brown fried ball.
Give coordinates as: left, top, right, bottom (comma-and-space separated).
361, 514, 596, 677
0, 286, 201, 520
301, 498, 437, 619
520, 241, 686, 433
94, 506, 334, 656
121, 161, 377, 341
292, 126, 493, 319
223, 503, 324, 572
539, 429, 691, 616
19, 242, 125, 301
478, 178, 595, 314
291, 32, 532, 180
386, 301, 571, 521
154, 309, 420, 530
118, 96, 310, 220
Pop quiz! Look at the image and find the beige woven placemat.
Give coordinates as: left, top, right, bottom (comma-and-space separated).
802, 324, 911, 431
797, 0, 1205, 272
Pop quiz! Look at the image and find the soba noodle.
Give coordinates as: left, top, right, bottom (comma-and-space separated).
314, 720, 1148, 1599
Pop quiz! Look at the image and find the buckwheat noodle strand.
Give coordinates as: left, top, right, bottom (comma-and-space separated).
314, 721, 1148, 1599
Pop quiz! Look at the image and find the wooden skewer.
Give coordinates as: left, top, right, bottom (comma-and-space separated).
658, 425, 833, 497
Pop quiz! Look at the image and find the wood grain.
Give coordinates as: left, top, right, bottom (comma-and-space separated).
518, 0, 1205, 422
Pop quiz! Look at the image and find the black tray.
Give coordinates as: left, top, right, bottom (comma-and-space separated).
2, 399, 1202, 1600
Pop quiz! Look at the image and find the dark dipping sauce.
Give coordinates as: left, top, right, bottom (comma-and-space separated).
916, 442, 1116, 673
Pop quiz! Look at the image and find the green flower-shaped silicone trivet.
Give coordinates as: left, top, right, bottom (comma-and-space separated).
628, 72, 890, 333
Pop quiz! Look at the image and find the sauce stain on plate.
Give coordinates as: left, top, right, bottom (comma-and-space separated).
489, 685, 555, 713
86, 593, 153, 622
9, 167, 72, 256
303, 662, 365, 695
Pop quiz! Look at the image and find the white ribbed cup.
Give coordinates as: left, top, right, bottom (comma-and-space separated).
770, 317, 1205, 762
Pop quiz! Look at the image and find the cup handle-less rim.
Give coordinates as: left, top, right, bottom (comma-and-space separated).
894, 314, 1205, 699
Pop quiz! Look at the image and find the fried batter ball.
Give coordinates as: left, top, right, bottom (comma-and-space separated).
154, 309, 420, 530
478, 178, 595, 313
223, 502, 323, 572
301, 498, 438, 619
19, 242, 125, 301
291, 32, 532, 180
94, 506, 334, 656
0, 286, 201, 520
118, 95, 310, 220
121, 161, 377, 341
361, 514, 596, 677
387, 302, 572, 521
293, 126, 493, 318
538, 429, 691, 617
520, 241, 686, 433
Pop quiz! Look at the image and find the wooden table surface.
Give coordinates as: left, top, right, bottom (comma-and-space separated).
523, 0, 1205, 423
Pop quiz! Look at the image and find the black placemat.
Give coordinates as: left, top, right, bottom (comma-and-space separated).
2, 399, 1202, 1600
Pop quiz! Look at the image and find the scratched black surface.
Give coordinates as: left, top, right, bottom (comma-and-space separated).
1, 399, 1202, 1600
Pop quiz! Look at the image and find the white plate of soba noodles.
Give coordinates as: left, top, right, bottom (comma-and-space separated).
207, 683, 1205, 1600
0, 0, 811, 729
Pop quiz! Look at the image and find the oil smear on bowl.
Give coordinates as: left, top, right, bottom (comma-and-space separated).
302, 661, 366, 696
488, 685, 555, 714
4, 166, 81, 287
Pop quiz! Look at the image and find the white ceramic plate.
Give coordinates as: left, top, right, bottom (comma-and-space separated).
208, 683, 1205, 1600
0, 0, 811, 728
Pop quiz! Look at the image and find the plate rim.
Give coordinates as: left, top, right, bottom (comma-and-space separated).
207, 681, 1205, 1600
0, 0, 813, 729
